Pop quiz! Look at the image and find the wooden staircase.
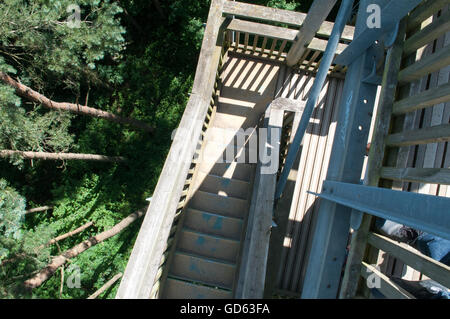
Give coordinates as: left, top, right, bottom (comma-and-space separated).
161, 53, 281, 299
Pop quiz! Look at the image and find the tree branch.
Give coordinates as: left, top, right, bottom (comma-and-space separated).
24, 209, 145, 289
0, 72, 154, 133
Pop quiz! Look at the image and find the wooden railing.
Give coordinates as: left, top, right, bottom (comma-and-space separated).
340, 0, 450, 299
222, 1, 353, 76
235, 97, 304, 298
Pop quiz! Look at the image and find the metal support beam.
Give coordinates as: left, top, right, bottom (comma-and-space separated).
309, 181, 450, 241
334, 0, 422, 66
286, 0, 338, 67
275, 0, 355, 200
300, 0, 380, 299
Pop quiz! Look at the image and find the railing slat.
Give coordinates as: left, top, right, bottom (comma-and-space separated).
393, 82, 450, 115
398, 46, 450, 83
404, 9, 450, 56
385, 123, 450, 146
380, 167, 450, 185
360, 262, 415, 299
368, 232, 450, 288
222, 0, 355, 41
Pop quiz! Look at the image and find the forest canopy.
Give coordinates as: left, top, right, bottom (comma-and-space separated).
0, 0, 309, 298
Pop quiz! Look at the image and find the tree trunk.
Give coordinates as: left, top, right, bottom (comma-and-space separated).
87, 273, 123, 299
24, 209, 145, 289
44, 222, 94, 248
0, 72, 154, 133
0, 221, 94, 267
25, 206, 53, 215
0, 150, 127, 163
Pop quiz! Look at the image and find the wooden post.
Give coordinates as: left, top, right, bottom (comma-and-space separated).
286, 0, 338, 67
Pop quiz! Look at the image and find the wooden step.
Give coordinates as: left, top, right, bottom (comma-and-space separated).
177, 229, 241, 263
198, 162, 255, 182
195, 172, 250, 200
204, 126, 258, 147
169, 252, 236, 290
162, 277, 232, 299
184, 208, 244, 240
201, 139, 257, 165
189, 190, 248, 218
212, 112, 249, 129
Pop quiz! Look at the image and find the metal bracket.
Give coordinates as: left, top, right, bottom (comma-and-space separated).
383, 21, 400, 48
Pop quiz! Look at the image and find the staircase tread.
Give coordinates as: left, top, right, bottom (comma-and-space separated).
194, 190, 249, 203
186, 208, 244, 221
181, 227, 242, 243
173, 250, 238, 267
166, 274, 233, 292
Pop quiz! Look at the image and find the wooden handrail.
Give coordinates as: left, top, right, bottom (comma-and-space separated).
235, 98, 304, 298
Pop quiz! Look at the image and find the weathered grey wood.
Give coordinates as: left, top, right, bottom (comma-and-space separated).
398, 46, 450, 83
386, 123, 450, 146
380, 167, 450, 185
393, 82, 450, 115
227, 19, 297, 41
162, 278, 232, 299
360, 262, 415, 299
404, 9, 450, 55
222, 0, 355, 41
236, 107, 283, 298
223, 0, 306, 28
368, 232, 450, 288
270, 97, 306, 113
407, 0, 450, 31
169, 252, 236, 289
286, 0, 338, 67
116, 0, 225, 299
177, 229, 241, 263
184, 208, 244, 240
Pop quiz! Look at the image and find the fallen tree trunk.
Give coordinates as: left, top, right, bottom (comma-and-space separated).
25, 206, 53, 215
87, 273, 123, 299
0, 150, 127, 163
24, 209, 145, 289
1, 221, 94, 267
44, 222, 94, 248
0, 72, 154, 133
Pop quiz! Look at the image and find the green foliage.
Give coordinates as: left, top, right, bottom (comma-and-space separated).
0, 179, 25, 241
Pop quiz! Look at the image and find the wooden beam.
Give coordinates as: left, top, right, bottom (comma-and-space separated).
227, 19, 297, 41
360, 262, 415, 299
407, 0, 450, 32
392, 82, 450, 115
380, 167, 450, 185
236, 104, 284, 298
223, 0, 306, 27
404, 9, 450, 56
398, 46, 450, 83
286, 0, 338, 67
368, 232, 450, 288
222, 0, 355, 41
385, 123, 450, 146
